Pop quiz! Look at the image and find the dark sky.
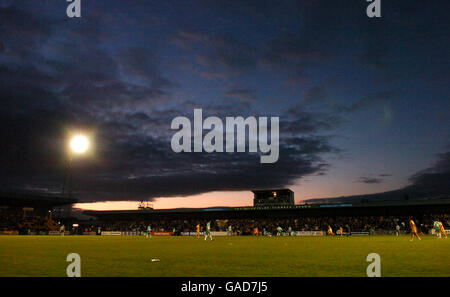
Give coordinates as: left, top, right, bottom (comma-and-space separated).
0, 0, 449, 204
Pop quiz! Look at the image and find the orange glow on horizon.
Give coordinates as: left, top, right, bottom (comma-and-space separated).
74, 175, 400, 211
74, 191, 254, 211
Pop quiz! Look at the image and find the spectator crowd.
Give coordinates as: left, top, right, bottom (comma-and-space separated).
93, 214, 450, 235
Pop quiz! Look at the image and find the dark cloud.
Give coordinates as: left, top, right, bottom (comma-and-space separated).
224, 89, 257, 103
0, 41, 338, 202
405, 151, 450, 198
356, 177, 383, 184
173, 1, 438, 85
118, 47, 177, 89
72, 107, 339, 201
301, 86, 328, 105
172, 30, 208, 49
198, 35, 259, 73
0, 74, 339, 202
285, 72, 309, 87
356, 173, 392, 184
190, 0, 446, 82
283, 107, 341, 134
0, 6, 51, 59
70, 137, 332, 201
198, 71, 229, 81
0, 122, 338, 202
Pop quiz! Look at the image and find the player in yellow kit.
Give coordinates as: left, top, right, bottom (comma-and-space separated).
327, 225, 334, 236
439, 221, 447, 238
409, 218, 421, 241
196, 224, 200, 239
339, 226, 343, 237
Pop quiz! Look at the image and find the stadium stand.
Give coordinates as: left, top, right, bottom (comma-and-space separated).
84, 215, 449, 235
0, 192, 77, 234
83, 196, 450, 235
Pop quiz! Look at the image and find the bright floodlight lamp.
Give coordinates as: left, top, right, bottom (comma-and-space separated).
70, 135, 89, 154
63, 134, 90, 198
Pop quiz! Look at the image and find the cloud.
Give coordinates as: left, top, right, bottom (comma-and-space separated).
283, 107, 341, 134
0, 6, 51, 59
199, 71, 229, 81
0, 42, 339, 202
285, 72, 309, 87
356, 173, 392, 184
301, 86, 328, 104
405, 151, 450, 197
118, 47, 177, 89
224, 89, 257, 103
0, 72, 339, 202
198, 35, 259, 73
172, 30, 208, 49
0, 127, 337, 202
356, 177, 383, 184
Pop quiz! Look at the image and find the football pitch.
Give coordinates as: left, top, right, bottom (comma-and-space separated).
0, 235, 448, 277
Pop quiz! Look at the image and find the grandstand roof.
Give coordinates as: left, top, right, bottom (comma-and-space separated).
251, 189, 294, 194
0, 192, 77, 208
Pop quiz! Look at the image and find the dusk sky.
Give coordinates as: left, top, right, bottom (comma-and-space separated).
1, 0, 449, 210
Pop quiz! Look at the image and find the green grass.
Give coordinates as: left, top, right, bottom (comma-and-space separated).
0, 235, 448, 277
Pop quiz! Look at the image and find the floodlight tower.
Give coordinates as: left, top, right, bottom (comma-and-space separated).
62, 135, 89, 198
